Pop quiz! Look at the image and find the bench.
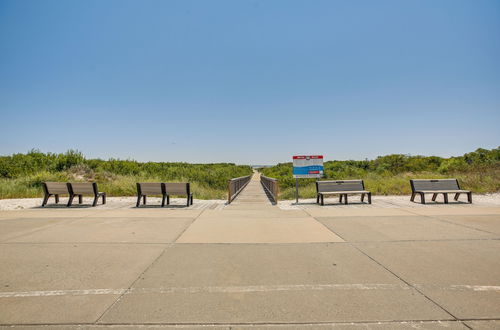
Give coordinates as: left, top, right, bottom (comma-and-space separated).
136, 183, 166, 207
165, 182, 193, 207
42, 182, 71, 207
316, 180, 371, 205
136, 182, 193, 207
410, 179, 472, 204
42, 182, 106, 207
68, 182, 106, 207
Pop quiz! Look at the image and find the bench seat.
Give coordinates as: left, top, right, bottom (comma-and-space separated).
136, 182, 193, 207
410, 179, 472, 204
417, 190, 470, 194
42, 182, 106, 207
316, 180, 371, 205
319, 190, 370, 195
68, 182, 106, 207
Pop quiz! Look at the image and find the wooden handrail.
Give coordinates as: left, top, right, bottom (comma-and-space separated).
261, 175, 279, 204
227, 175, 252, 204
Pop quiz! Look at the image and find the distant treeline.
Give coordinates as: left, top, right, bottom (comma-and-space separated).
260, 147, 500, 199
0, 150, 253, 199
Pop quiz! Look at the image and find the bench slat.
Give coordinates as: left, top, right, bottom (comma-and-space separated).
138, 183, 163, 195
44, 182, 69, 194
70, 183, 96, 195
317, 180, 364, 192
164, 183, 189, 195
418, 190, 470, 193
411, 179, 460, 191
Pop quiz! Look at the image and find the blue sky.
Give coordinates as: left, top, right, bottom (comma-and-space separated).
1, 0, 499, 164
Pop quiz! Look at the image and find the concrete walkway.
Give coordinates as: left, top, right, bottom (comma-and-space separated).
178, 173, 342, 243
0, 176, 499, 328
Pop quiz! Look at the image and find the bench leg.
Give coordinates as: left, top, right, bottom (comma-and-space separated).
55, 195, 59, 204
143, 195, 146, 205
321, 194, 324, 206
161, 194, 166, 207
443, 193, 449, 204
67, 195, 74, 207
410, 193, 416, 202
186, 196, 190, 207
78, 195, 83, 204
316, 195, 320, 204
454, 193, 460, 201
42, 194, 50, 207
368, 193, 372, 204
102, 193, 106, 205
420, 193, 426, 204
344, 194, 348, 205
361, 193, 365, 202
432, 193, 438, 202
167, 195, 170, 205
190, 194, 194, 205
468, 192, 472, 203
339, 195, 343, 203
136, 195, 142, 207
92, 195, 98, 207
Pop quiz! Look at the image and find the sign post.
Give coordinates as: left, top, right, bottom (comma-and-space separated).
292, 155, 324, 203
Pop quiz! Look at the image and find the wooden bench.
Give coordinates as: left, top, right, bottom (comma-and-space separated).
316, 180, 371, 205
42, 182, 106, 207
136, 183, 166, 207
68, 182, 106, 207
410, 179, 472, 204
42, 182, 71, 207
136, 182, 193, 207
165, 182, 193, 207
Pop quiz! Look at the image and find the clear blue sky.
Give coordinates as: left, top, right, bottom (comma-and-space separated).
1, 0, 499, 164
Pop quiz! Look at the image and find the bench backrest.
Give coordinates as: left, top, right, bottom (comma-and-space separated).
43, 182, 70, 194
164, 182, 190, 195
316, 180, 365, 192
137, 182, 163, 195
410, 179, 460, 192
70, 182, 97, 195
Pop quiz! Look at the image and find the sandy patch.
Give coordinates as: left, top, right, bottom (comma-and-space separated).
0, 196, 227, 211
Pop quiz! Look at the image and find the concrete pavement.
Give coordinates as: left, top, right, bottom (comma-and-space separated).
1, 173, 499, 328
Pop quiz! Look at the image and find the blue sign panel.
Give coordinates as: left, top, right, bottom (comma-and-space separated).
292, 155, 324, 178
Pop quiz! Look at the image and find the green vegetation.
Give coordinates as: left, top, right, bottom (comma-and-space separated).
0, 150, 252, 199
260, 147, 500, 200
1, 148, 499, 200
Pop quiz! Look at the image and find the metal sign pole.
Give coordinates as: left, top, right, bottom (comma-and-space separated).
295, 178, 299, 203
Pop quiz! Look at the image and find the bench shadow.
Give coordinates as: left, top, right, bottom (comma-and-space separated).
411, 200, 471, 205
293, 198, 371, 207
131, 204, 191, 209
31, 204, 96, 209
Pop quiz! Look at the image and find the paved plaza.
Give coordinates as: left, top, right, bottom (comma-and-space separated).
1, 174, 499, 329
